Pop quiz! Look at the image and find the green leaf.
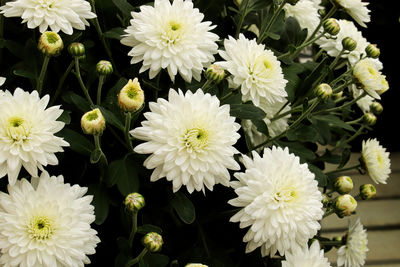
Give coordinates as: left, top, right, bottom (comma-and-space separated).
229, 103, 266, 120
13, 69, 36, 80
88, 184, 109, 225
170, 191, 196, 224
137, 224, 163, 235
58, 110, 71, 125
58, 128, 94, 156
308, 164, 328, 186
62, 91, 91, 112
98, 106, 124, 130
312, 115, 355, 131
90, 148, 102, 164
112, 0, 134, 17
105, 157, 139, 195
286, 124, 319, 143
142, 253, 169, 267
103, 27, 125, 40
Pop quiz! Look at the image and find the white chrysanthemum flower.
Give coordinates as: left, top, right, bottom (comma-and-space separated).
0, 88, 69, 185
284, 0, 321, 37
0, 77, 5, 87
337, 218, 368, 267
229, 146, 323, 256
317, 20, 369, 66
242, 100, 291, 148
0, 172, 100, 267
217, 34, 288, 106
353, 58, 389, 99
361, 138, 391, 184
131, 89, 240, 193
335, 0, 370, 27
282, 241, 332, 267
351, 85, 373, 113
0, 0, 96, 35
120, 0, 219, 83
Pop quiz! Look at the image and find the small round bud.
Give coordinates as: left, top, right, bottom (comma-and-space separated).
96, 60, 113, 76
204, 64, 226, 84
185, 264, 208, 267
321, 194, 330, 208
365, 44, 380, 59
38, 31, 64, 56
363, 112, 377, 126
286, 0, 300, 5
142, 232, 163, 252
332, 236, 342, 242
316, 83, 333, 100
334, 194, 357, 218
118, 78, 145, 113
342, 37, 357, 52
68, 42, 85, 57
124, 192, 145, 212
323, 18, 341, 36
370, 101, 383, 115
360, 184, 376, 200
334, 176, 354, 194
81, 108, 106, 135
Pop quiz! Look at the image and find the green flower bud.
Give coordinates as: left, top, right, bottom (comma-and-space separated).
334, 194, 357, 218
68, 42, 85, 57
363, 112, 377, 126
360, 184, 376, 200
334, 176, 354, 194
96, 60, 113, 76
316, 83, 333, 100
370, 101, 383, 115
38, 31, 64, 57
185, 264, 208, 267
323, 18, 341, 36
124, 192, 145, 212
142, 232, 163, 252
342, 37, 357, 52
321, 194, 330, 208
118, 78, 145, 113
205, 64, 226, 84
81, 108, 106, 135
365, 44, 380, 59
332, 236, 342, 242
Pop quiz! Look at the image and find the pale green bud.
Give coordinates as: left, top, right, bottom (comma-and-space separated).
365, 44, 380, 59
142, 232, 163, 252
323, 18, 340, 36
334, 176, 354, 194
68, 42, 85, 57
363, 112, 377, 126
96, 60, 113, 76
125, 192, 145, 212
370, 101, 383, 115
334, 194, 357, 218
360, 184, 376, 200
38, 31, 63, 56
81, 108, 106, 135
316, 83, 333, 100
321, 194, 330, 208
118, 78, 145, 113
342, 37, 357, 51
185, 264, 208, 267
205, 64, 226, 84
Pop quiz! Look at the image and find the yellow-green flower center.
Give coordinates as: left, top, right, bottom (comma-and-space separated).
274, 188, 297, 203
86, 111, 99, 121
7, 116, 31, 142
163, 20, 183, 44
183, 128, 209, 152
28, 216, 55, 241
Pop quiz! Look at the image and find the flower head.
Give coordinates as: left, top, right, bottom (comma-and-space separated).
282, 241, 332, 267
337, 218, 368, 267
120, 0, 219, 82
131, 89, 240, 193
81, 108, 106, 135
118, 78, 145, 113
0, 88, 68, 185
229, 146, 323, 256
334, 0, 370, 27
361, 138, 391, 184
283, 0, 321, 37
0, 172, 100, 266
217, 34, 288, 106
0, 0, 96, 35
38, 31, 63, 56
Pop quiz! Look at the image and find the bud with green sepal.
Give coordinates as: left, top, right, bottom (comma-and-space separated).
363, 112, 377, 126
365, 44, 380, 59
342, 37, 357, 52
370, 101, 383, 115
142, 232, 163, 252
125, 192, 145, 212
185, 264, 208, 267
316, 83, 333, 101
118, 78, 145, 113
323, 18, 340, 36
38, 31, 64, 57
334, 176, 354, 194
360, 184, 376, 200
68, 42, 85, 57
81, 108, 106, 135
96, 60, 113, 76
334, 194, 357, 218
205, 64, 226, 84
321, 193, 330, 208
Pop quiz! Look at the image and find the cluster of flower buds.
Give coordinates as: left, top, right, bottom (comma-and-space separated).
81, 108, 106, 135
38, 31, 64, 57
118, 78, 145, 113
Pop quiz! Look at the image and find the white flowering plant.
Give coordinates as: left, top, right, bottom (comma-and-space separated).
0, 0, 393, 266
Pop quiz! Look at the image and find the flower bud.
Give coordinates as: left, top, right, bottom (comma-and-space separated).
360, 184, 376, 200
185, 264, 208, 267
365, 44, 380, 59
363, 112, 377, 126
118, 78, 144, 113
342, 37, 357, 52
332, 236, 342, 242
323, 18, 340, 36
81, 108, 106, 135
334, 194, 357, 218
318, 8, 326, 17
370, 101, 383, 115
321, 194, 330, 208
234, 0, 242, 7
96, 60, 113, 76
316, 83, 332, 101
142, 232, 163, 252
205, 64, 226, 84
68, 42, 85, 57
334, 176, 354, 194
38, 31, 64, 56
124, 192, 145, 212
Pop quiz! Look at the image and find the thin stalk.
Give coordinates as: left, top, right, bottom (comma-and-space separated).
36, 55, 51, 95
124, 112, 134, 152
258, 0, 287, 44
201, 79, 213, 92
314, 92, 366, 115
74, 57, 95, 108
96, 75, 105, 105
346, 117, 362, 125
220, 90, 237, 102
94, 134, 108, 184
128, 211, 138, 247
322, 209, 335, 218
50, 60, 74, 106
125, 248, 148, 267
329, 49, 346, 70
235, 0, 250, 38
325, 163, 361, 175
283, 31, 326, 60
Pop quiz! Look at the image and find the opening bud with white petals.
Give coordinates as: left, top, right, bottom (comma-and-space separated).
38, 31, 64, 56
360, 184, 376, 200
334, 176, 354, 194
81, 108, 106, 135
334, 194, 357, 218
118, 78, 144, 113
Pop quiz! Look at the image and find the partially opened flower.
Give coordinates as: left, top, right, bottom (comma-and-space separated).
337, 218, 368, 267
334, 0, 370, 27
229, 146, 323, 256
361, 138, 391, 184
121, 0, 219, 82
0, 0, 96, 35
217, 34, 288, 106
0, 172, 100, 266
0, 88, 69, 185
131, 89, 240, 193
282, 241, 332, 267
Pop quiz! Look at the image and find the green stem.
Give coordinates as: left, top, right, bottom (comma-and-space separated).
128, 211, 138, 247
220, 90, 237, 102
347, 117, 362, 125
36, 55, 51, 95
97, 75, 105, 105
314, 92, 366, 116
258, 0, 287, 44
94, 134, 108, 184
329, 49, 346, 70
50, 60, 74, 106
306, 5, 337, 43
283, 31, 326, 60
125, 248, 148, 267
323, 208, 335, 218
201, 79, 213, 92
74, 57, 95, 108
319, 240, 343, 246
325, 163, 361, 175
235, 0, 250, 38
124, 112, 134, 152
